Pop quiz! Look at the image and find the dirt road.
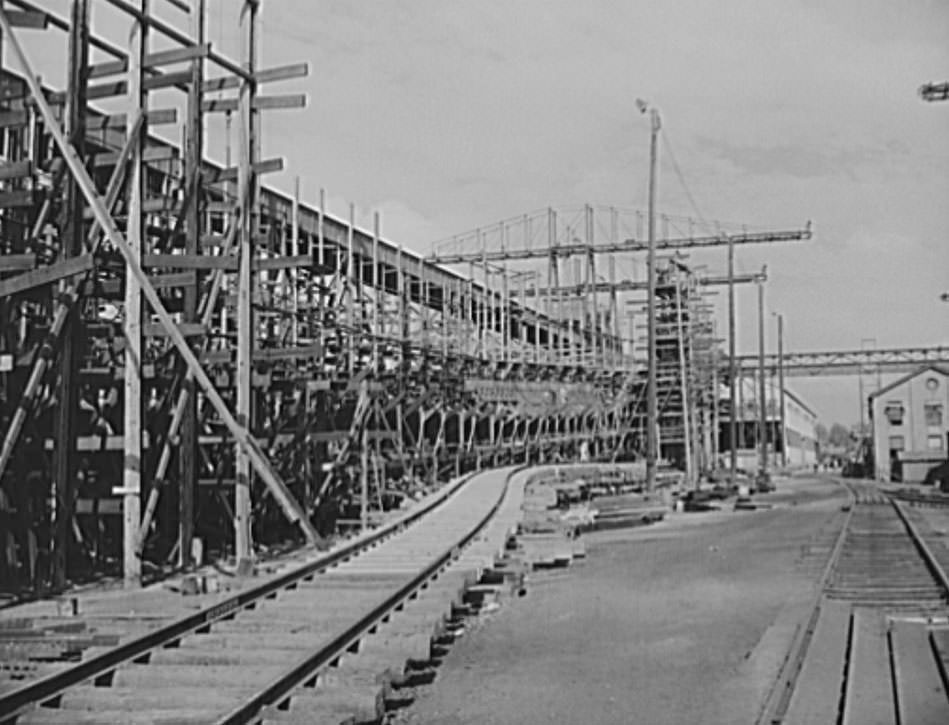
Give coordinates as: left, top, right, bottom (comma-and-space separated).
399, 477, 846, 725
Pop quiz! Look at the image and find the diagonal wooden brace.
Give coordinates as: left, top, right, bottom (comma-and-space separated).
0, 9, 319, 547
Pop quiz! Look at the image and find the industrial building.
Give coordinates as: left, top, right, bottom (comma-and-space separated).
718, 377, 819, 472
869, 365, 949, 483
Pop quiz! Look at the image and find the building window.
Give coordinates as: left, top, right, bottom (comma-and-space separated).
928, 434, 944, 450
885, 401, 905, 425
927, 377, 940, 391
925, 403, 944, 426
889, 435, 905, 451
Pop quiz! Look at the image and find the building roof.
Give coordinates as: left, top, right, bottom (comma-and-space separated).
784, 388, 817, 419
868, 364, 949, 400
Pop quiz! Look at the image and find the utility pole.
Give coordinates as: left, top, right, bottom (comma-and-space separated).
641, 101, 660, 492
727, 235, 738, 484
776, 313, 787, 468
757, 273, 768, 479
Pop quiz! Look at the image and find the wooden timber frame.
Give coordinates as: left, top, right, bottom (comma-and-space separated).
0, 2, 813, 595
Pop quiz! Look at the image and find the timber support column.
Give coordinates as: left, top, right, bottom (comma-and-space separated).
121, 0, 147, 586
235, 0, 259, 567
179, 0, 206, 570
52, 0, 90, 590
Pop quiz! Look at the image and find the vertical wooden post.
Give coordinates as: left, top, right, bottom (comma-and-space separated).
419, 257, 428, 350
466, 277, 474, 357
646, 109, 660, 492
609, 253, 618, 370
291, 176, 300, 344
397, 244, 406, 355
532, 277, 541, 363
179, 0, 205, 570
501, 263, 509, 362
478, 231, 487, 359
372, 211, 380, 369
728, 234, 738, 482
51, 0, 90, 590
317, 187, 325, 267
347, 203, 355, 375
122, 0, 147, 586
675, 270, 692, 489
777, 313, 787, 468
757, 276, 767, 478
359, 380, 369, 532
235, 0, 259, 566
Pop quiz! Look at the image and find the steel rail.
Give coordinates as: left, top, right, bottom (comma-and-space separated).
0, 470, 478, 722
216, 466, 520, 724
757, 480, 949, 724
890, 497, 949, 600
755, 478, 855, 725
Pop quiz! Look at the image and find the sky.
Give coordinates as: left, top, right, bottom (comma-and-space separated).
13, 0, 949, 426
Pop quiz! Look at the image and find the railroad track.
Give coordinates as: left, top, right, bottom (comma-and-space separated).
0, 465, 536, 724
759, 479, 949, 724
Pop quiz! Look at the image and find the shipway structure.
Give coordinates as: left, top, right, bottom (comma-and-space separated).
0, 0, 857, 597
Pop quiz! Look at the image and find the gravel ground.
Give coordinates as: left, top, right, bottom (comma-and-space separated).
396, 477, 846, 725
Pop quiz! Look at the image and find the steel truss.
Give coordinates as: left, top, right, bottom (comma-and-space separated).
732, 346, 949, 377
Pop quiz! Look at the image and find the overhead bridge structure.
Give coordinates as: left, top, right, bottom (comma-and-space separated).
0, 0, 813, 592
733, 346, 949, 377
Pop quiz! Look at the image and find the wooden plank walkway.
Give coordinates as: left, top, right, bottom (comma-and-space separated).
783, 600, 850, 725
842, 609, 895, 725
891, 620, 949, 724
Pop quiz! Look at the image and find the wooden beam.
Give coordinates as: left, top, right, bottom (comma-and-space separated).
90, 145, 176, 167
0, 253, 36, 272
205, 157, 283, 184
85, 108, 176, 130
143, 253, 238, 271
0, 254, 95, 298
0, 5, 320, 547
252, 254, 310, 272
0, 109, 28, 128
253, 93, 306, 110
0, 189, 36, 208
144, 43, 210, 69
6, 10, 47, 28
142, 322, 207, 337
0, 159, 33, 180
254, 62, 308, 84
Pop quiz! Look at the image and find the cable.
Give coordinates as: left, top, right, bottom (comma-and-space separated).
661, 129, 716, 236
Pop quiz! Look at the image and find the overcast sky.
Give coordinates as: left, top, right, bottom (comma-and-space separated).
17, 1, 949, 426
251, 0, 948, 426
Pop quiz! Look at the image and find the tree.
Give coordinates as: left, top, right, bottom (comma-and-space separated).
828, 423, 851, 448
816, 423, 829, 447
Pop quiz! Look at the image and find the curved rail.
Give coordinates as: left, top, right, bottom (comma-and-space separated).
0, 466, 519, 724
216, 467, 517, 724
